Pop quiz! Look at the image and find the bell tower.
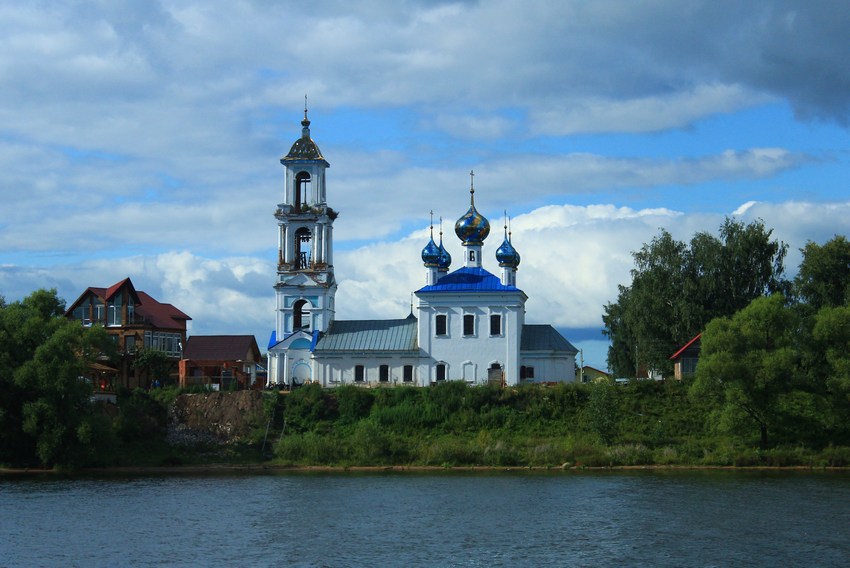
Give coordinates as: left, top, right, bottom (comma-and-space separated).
273, 104, 337, 343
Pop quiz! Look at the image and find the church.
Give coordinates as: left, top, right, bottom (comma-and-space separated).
267, 110, 577, 387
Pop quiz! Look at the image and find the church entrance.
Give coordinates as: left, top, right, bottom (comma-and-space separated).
487, 363, 503, 386
290, 358, 312, 385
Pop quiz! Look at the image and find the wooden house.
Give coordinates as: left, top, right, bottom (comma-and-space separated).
65, 277, 191, 389
179, 335, 262, 390
670, 333, 701, 380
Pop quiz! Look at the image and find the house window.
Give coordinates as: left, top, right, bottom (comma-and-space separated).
435, 314, 447, 336
379, 365, 389, 383
127, 303, 135, 324
355, 365, 365, 382
436, 363, 446, 382
403, 365, 413, 383
682, 357, 698, 377
107, 295, 122, 326
490, 314, 501, 336
125, 335, 136, 354
463, 314, 475, 336
522, 366, 535, 379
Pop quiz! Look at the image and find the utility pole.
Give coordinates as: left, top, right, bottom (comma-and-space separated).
579, 349, 585, 383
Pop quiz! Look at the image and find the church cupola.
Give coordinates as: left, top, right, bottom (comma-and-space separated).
496, 214, 520, 286
422, 212, 442, 285
437, 226, 452, 275
454, 171, 490, 268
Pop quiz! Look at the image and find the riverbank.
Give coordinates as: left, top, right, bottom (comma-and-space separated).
4, 462, 850, 477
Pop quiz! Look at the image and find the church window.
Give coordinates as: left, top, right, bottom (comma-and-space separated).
379, 365, 390, 382
295, 172, 311, 210
490, 314, 501, 336
435, 314, 447, 336
436, 363, 446, 382
294, 227, 312, 269
403, 365, 413, 382
463, 314, 475, 336
355, 365, 365, 382
293, 299, 310, 330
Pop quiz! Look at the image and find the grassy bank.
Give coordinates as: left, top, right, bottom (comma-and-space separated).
265, 381, 850, 469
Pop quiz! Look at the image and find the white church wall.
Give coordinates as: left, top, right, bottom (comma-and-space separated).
314, 353, 422, 387
520, 353, 577, 383
417, 291, 525, 385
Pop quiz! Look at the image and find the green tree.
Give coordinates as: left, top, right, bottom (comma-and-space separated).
690, 294, 798, 448
586, 381, 618, 444
1, 289, 117, 467
796, 235, 850, 310
604, 218, 788, 376
809, 305, 850, 442
132, 348, 172, 388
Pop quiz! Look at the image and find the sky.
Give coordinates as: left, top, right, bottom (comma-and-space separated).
2, 0, 850, 371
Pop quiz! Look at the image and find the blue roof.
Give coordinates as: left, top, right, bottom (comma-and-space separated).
416, 266, 521, 293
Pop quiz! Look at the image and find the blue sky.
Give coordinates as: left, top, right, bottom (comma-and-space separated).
2, 1, 850, 370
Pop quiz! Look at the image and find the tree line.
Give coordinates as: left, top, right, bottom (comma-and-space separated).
604, 220, 850, 447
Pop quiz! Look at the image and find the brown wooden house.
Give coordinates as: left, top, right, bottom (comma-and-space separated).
65, 277, 191, 389
179, 335, 262, 390
670, 333, 701, 380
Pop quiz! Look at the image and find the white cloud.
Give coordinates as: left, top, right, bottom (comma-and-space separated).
531, 84, 771, 135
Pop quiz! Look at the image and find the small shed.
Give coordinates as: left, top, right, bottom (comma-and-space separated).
670, 333, 701, 380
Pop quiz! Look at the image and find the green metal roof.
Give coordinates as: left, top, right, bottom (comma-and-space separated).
314, 317, 418, 352
521, 325, 578, 355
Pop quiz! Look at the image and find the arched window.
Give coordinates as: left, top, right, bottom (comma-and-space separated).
293, 299, 310, 330
295, 172, 311, 210
436, 363, 446, 382
294, 227, 312, 269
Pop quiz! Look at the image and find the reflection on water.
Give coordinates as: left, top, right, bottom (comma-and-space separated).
1, 470, 849, 567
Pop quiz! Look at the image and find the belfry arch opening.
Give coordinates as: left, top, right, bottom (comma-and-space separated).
293, 299, 310, 330
295, 172, 311, 210
294, 227, 312, 269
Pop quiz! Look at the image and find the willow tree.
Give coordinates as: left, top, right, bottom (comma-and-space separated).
690, 294, 798, 448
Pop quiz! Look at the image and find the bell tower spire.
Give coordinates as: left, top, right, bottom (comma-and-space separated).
270, 108, 338, 385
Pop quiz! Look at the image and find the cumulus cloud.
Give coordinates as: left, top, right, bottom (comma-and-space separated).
2, 1, 849, 372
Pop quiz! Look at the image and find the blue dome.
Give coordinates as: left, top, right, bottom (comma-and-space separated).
496, 235, 521, 268
455, 204, 490, 245
438, 240, 452, 270
421, 237, 441, 266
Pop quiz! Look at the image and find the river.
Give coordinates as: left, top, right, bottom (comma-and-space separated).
1, 470, 849, 567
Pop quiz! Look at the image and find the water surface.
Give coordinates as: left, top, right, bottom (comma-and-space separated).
1, 470, 848, 567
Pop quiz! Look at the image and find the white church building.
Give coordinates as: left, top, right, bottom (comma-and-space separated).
267, 110, 577, 387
